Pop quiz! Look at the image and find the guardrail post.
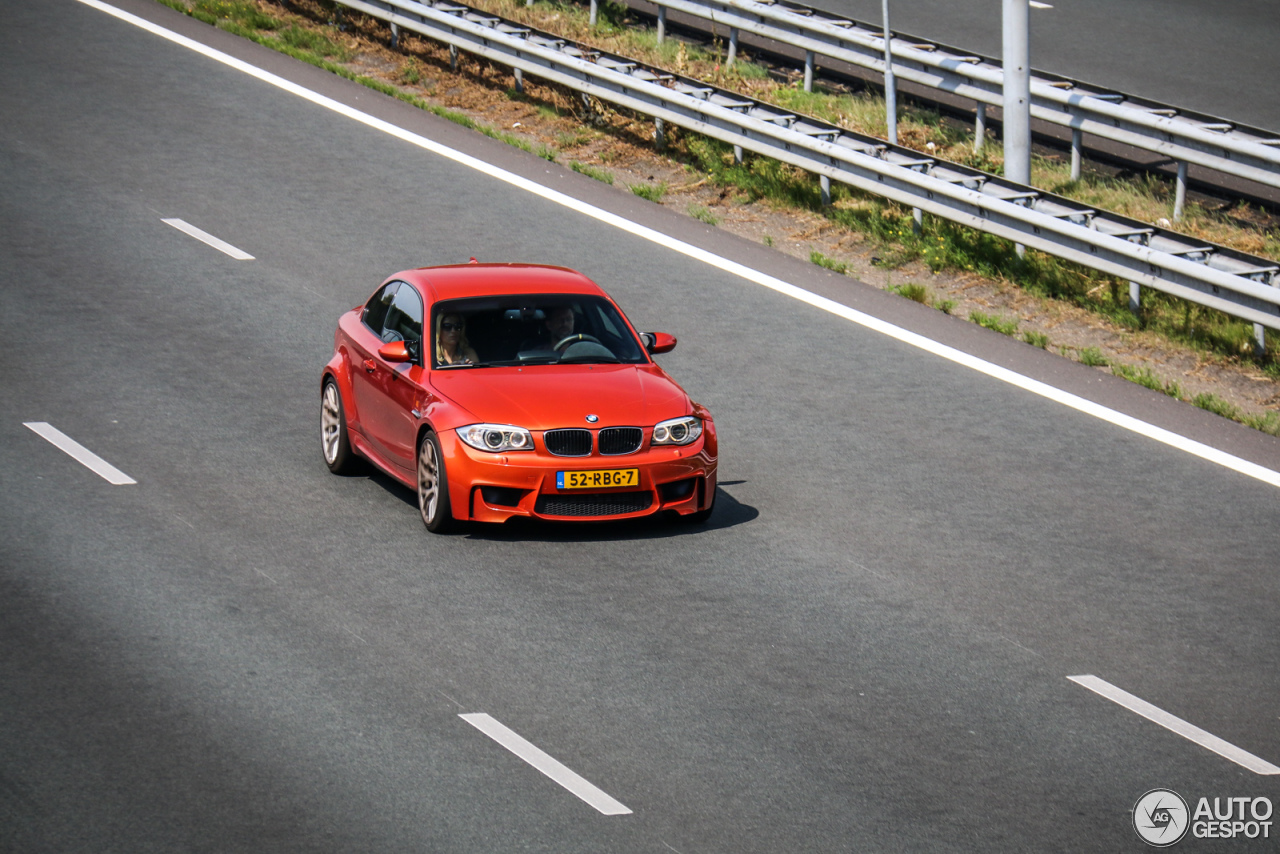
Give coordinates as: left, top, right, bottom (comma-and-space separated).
974, 103, 986, 153
657, 7, 666, 43
1071, 128, 1082, 181
514, 67, 524, 93
655, 117, 666, 150
450, 44, 459, 72
390, 22, 399, 49
728, 27, 738, 66
882, 0, 896, 143
804, 50, 815, 93
733, 144, 744, 163
913, 206, 923, 234
1129, 281, 1141, 314
820, 175, 831, 206
1174, 161, 1188, 221
589, 0, 598, 27
1255, 323, 1266, 356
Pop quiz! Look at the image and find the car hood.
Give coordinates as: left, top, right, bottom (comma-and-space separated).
431, 364, 692, 430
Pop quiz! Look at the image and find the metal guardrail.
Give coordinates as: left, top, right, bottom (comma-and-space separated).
334, 0, 1280, 339
640, 0, 1280, 194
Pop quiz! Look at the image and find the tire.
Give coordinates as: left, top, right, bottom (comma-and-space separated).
417, 432, 455, 533
683, 480, 716, 524
321, 379, 360, 474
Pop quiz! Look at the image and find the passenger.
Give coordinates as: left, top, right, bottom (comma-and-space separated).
435, 312, 478, 365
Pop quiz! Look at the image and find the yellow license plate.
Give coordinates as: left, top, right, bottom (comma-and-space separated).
557, 468, 639, 490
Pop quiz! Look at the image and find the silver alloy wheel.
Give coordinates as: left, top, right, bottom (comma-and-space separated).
418, 437, 440, 524
321, 382, 342, 465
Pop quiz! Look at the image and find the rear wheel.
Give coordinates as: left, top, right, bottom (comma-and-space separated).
417, 432, 454, 533
321, 379, 359, 474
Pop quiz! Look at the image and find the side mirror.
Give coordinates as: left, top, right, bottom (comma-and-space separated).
641, 332, 677, 354
378, 340, 412, 363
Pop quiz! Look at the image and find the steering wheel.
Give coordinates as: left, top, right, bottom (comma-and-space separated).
554, 333, 602, 350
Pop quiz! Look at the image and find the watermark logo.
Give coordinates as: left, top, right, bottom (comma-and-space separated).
1133, 791, 1275, 845
1134, 789, 1190, 847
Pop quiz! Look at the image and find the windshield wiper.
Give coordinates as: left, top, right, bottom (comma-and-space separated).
436, 361, 493, 369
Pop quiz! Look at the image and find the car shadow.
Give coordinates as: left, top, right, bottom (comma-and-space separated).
362, 469, 758, 542
467, 482, 759, 543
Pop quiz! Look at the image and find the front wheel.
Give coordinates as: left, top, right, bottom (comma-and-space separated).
683, 480, 716, 524
321, 379, 360, 474
417, 432, 455, 533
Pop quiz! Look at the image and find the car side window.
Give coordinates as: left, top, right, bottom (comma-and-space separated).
384, 283, 424, 362
362, 282, 425, 363
362, 284, 396, 334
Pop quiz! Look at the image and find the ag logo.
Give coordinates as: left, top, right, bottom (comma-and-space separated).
1134, 789, 1190, 847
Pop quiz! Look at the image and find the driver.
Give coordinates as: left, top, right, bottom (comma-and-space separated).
543, 305, 576, 348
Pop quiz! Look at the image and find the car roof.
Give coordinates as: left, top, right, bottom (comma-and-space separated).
396, 263, 606, 302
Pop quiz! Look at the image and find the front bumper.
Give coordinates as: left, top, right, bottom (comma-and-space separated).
438, 430, 717, 523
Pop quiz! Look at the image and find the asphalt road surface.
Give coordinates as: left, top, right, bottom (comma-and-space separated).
810, 0, 1280, 132
3, 1, 1279, 851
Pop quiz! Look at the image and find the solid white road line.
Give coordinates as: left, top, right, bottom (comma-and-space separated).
24, 422, 137, 485
162, 217, 255, 260
1068, 675, 1280, 775
459, 713, 632, 815
80, 0, 1280, 490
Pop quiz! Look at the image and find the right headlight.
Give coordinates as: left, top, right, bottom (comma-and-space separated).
457, 423, 534, 452
651, 416, 702, 446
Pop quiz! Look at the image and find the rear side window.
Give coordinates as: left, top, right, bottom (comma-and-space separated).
363, 284, 396, 334
363, 282, 424, 363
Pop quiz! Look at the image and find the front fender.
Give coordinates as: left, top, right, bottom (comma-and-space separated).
322, 348, 361, 435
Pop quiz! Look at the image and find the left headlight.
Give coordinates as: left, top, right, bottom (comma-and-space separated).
651, 416, 702, 446
457, 423, 534, 452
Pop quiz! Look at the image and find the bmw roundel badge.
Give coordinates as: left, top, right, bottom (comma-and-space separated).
585, 414, 599, 423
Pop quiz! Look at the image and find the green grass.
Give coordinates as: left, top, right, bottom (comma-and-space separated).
887, 282, 929, 303
571, 161, 613, 184
688, 204, 719, 225
729, 60, 771, 81
1022, 330, 1050, 349
630, 182, 666, 202
970, 311, 1019, 336
1112, 363, 1182, 398
810, 251, 848, 274
1192, 392, 1239, 420
934, 298, 956, 314
1241, 411, 1280, 436
192, 0, 280, 30
1079, 346, 1109, 367
401, 58, 423, 86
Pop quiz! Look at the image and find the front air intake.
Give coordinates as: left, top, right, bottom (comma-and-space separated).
535, 492, 653, 517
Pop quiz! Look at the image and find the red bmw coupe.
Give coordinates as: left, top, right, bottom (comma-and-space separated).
321, 262, 717, 532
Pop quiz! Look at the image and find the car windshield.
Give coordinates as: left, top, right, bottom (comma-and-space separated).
430, 294, 648, 368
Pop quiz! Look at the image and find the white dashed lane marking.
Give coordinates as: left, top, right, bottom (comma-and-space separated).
460, 713, 632, 815
1069, 675, 1280, 775
24, 422, 137, 485
162, 218, 254, 260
